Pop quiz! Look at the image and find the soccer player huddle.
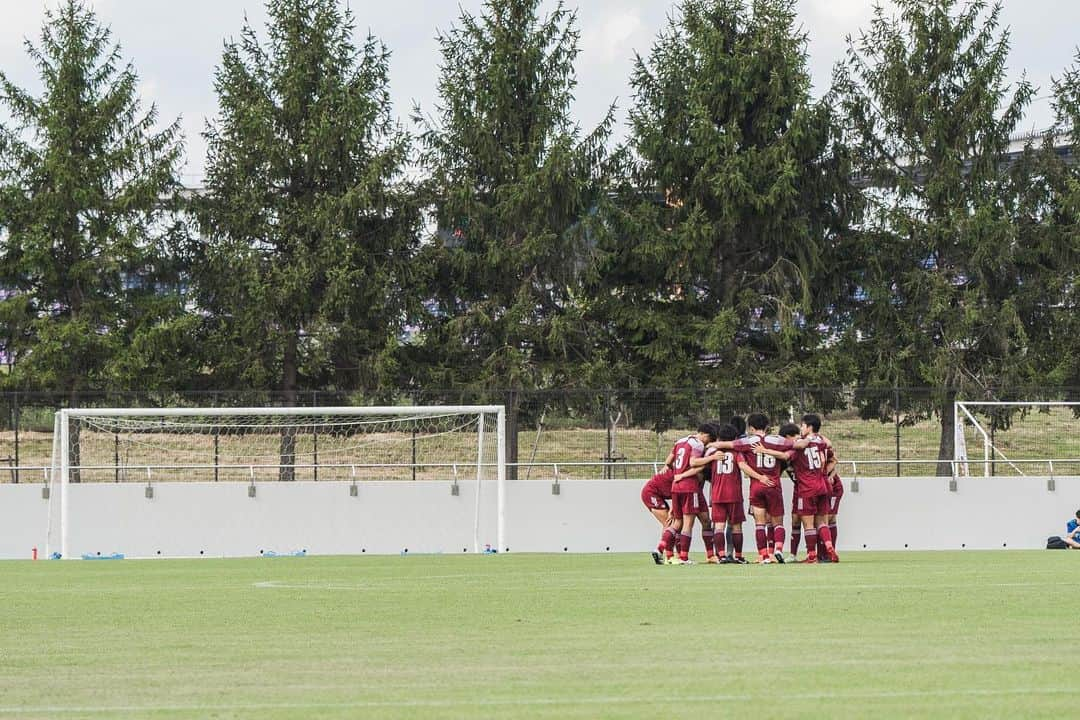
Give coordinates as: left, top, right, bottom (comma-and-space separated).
641, 413, 842, 565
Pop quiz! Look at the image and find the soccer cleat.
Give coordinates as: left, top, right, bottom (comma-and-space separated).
682, 558, 695, 565
665, 556, 680, 565
773, 552, 785, 564
733, 556, 749, 564
718, 556, 733, 564
800, 555, 818, 564
828, 548, 840, 563
757, 554, 772, 564
706, 556, 721, 564
652, 551, 664, 565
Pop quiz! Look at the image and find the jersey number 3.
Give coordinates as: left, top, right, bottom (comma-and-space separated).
674, 447, 688, 471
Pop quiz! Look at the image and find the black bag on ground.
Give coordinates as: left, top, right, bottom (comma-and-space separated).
1047, 536, 1069, 549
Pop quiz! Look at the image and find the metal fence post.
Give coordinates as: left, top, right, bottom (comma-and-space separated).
604, 390, 612, 480
894, 387, 901, 477
12, 393, 20, 484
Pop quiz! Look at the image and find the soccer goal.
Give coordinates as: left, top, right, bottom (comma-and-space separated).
47, 405, 506, 559
954, 401, 1080, 477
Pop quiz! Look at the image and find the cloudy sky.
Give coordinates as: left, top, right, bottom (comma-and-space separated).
1, 0, 1077, 184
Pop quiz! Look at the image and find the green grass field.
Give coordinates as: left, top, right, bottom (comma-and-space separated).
1, 552, 1078, 719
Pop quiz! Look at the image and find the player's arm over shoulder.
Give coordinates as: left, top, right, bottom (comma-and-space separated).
759, 445, 792, 460
687, 447, 718, 468
762, 436, 796, 459
712, 437, 758, 451
737, 456, 768, 482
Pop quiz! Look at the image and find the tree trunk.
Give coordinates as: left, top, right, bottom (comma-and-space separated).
505, 389, 519, 481
68, 388, 81, 484
936, 389, 957, 477
279, 331, 298, 482
68, 287, 83, 484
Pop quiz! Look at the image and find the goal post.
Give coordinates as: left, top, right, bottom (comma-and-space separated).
47, 405, 506, 559
954, 401, 1080, 477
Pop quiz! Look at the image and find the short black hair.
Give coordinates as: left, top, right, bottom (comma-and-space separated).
801, 413, 822, 432
779, 422, 800, 438
716, 424, 738, 442
746, 413, 769, 431
697, 423, 718, 442
1076, 509, 1080, 519
729, 415, 746, 435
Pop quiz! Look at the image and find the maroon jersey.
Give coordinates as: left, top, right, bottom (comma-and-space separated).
643, 468, 675, 499
740, 434, 793, 489
670, 435, 705, 494
789, 434, 831, 497
709, 449, 743, 504
830, 473, 844, 497
824, 446, 842, 495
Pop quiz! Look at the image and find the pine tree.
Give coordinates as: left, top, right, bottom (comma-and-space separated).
1030, 54, 1080, 388
0, 0, 187, 397
193, 0, 420, 418
410, 0, 615, 392
833, 0, 1037, 473
593, 0, 859, 400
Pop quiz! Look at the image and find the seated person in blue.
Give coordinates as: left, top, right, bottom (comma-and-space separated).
1066, 510, 1080, 549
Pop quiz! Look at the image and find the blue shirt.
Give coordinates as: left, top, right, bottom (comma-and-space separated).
1067, 519, 1080, 539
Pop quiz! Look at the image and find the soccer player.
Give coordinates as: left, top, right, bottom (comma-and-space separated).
787, 462, 803, 560
706, 424, 750, 563
823, 446, 843, 559
642, 460, 677, 564
739, 413, 794, 563
646, 434, 707, 564
697, 443, 720, 563
797, 419, 840, 560
786, 419, 838, 560
665, 424, 718, 564
780, 415, 839, 563
673, 424, 726, 564
720, 416, 748, 560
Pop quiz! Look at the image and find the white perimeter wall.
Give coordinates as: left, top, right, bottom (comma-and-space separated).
0, 476, 1077, 559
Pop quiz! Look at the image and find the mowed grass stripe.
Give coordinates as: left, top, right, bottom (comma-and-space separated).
1, 552, 1077, 720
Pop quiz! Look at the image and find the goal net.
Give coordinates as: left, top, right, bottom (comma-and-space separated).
954, 401, 1080, 477
47, 405, 505, 558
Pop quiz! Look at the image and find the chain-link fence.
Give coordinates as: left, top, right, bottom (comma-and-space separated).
4, 388, 1080, 482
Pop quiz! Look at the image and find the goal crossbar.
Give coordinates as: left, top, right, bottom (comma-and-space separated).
58, 405, 506, 417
